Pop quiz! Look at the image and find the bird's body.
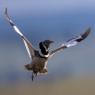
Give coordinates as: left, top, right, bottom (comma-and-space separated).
24, 44, 50, 80
4, 8, 91, 81
26, 54, 48, 73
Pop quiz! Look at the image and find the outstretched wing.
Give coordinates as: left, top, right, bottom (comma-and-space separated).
5, 8, 36, 59
50, 28, 91, 57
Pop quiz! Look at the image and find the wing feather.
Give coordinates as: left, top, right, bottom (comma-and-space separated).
5, 8, 36, 59
50, 28, 91, 57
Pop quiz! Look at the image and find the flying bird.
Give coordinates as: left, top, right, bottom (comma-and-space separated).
4, 8, 91, 81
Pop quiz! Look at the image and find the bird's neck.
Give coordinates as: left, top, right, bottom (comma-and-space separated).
39, 49, 49, 58
39, 42, 50, 58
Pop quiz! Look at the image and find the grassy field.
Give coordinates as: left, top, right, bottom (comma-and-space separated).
0, 77, 95, 95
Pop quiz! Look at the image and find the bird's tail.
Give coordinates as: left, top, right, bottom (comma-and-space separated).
25, 64, 32, 71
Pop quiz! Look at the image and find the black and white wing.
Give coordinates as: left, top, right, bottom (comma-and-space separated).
50, 28, 91, 57
5, 8, 36, 60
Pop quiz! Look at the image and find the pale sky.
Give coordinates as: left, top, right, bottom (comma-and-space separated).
0, 0, 95, 15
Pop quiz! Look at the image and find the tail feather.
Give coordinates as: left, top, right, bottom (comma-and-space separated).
25, 64, 32, 71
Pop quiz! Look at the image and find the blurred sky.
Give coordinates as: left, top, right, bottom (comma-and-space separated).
0, 0, 95, 83
0, 0, 95, 14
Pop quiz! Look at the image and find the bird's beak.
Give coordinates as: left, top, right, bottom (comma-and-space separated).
50, 40, 54, 43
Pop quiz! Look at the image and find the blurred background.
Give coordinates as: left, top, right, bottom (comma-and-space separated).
0, 0, 95, 95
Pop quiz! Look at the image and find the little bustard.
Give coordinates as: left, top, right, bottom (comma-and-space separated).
4, 8, 91, 81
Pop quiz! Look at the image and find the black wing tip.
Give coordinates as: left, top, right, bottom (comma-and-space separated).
5, 8, 7, 12
4, 8, 10, 20
76, 27, 91, 42
4, 8, 15, 26
81, 27, 91, 40
5, 8, 8, 16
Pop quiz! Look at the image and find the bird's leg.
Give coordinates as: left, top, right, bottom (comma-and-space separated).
32, 72, 34, 81
31, 72, 38, 81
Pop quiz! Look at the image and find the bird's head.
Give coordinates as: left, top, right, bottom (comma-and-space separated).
42, 40, 54, 48
39, 40, 54, 53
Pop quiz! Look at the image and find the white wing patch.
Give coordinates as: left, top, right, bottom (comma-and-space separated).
65, 41, 77, 47
13, 26, 23, 37
23, 39, 32, 59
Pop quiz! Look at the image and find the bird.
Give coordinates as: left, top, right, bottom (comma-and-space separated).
4, 8, 91, 81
